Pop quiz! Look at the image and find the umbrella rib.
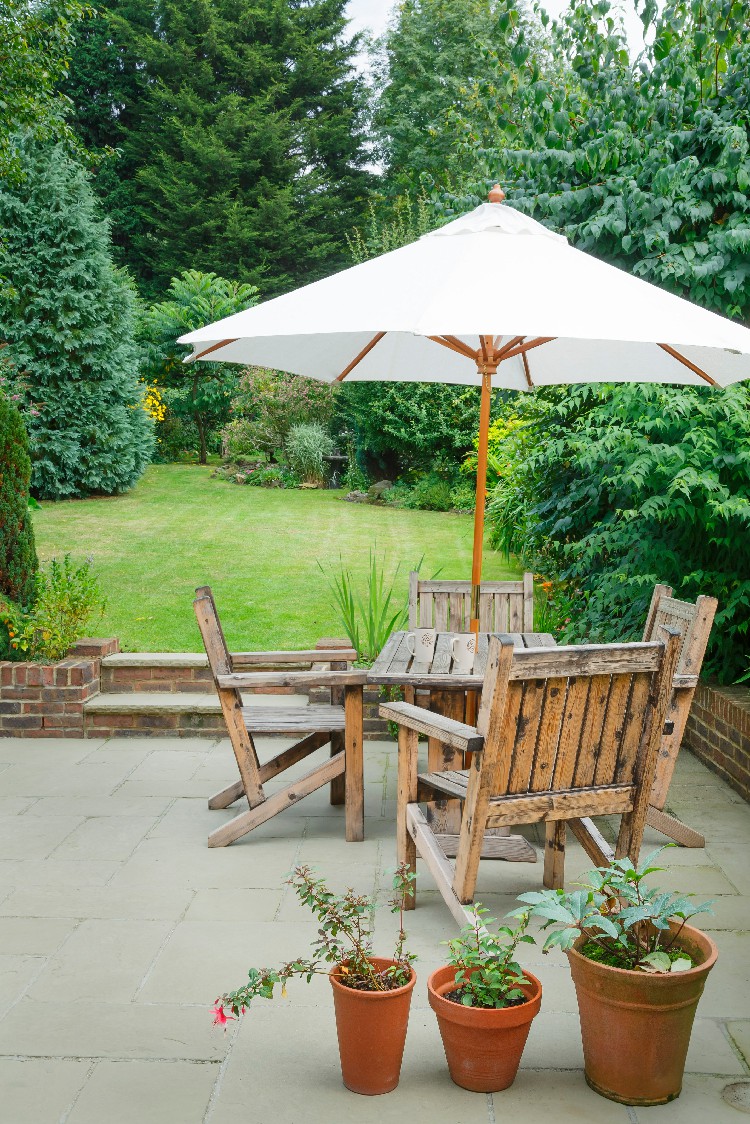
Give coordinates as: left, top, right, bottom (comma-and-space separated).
521, 352, 534, 388
334, 332, 386, 382
428, 335, 477, 360
188, 338, 238, 362
495, 335, 525, 361
501, 337, 555, 361
657, 343, 719, 387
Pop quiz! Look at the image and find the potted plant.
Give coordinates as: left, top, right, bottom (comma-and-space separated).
213, 863, 417, 1096
514, 847, 717, 1106
427, 905, 542, 1092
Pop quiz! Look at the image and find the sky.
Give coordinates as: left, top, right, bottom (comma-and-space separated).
346, 0, 649, 56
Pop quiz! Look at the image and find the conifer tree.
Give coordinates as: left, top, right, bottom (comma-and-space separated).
0, 142, 154, 499
0, 394, 38, 606
64, 0, 372, 295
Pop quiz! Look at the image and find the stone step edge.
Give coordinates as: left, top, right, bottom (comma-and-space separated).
84, 692, 310, 714
102, 652, 208, 669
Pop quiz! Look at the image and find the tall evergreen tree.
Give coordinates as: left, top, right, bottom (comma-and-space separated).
374, 0, 529, 193
0, 393, 38, 607
64, 0, 372, 296
0, 142, 154, 499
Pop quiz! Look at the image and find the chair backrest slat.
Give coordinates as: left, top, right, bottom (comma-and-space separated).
484, 640, 678, 800
409, 573, 534, 632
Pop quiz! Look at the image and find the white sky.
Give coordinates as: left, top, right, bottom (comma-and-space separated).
346, 0, 648, 56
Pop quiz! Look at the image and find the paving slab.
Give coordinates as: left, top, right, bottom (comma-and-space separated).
66, 1059, 218, 1124
0, 884, 194, 922
0, 1057, 91, 1124
0, 915, 78, 955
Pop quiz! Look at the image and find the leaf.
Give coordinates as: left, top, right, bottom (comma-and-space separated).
640, 951, 672, 973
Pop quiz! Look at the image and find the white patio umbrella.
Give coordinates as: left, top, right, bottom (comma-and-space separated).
179, 186, 750, 632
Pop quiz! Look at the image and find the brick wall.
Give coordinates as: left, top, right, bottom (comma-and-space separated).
0, 639, 119, 738
684, 682, 750, 803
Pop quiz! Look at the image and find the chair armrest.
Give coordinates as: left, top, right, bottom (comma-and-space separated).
216, 670, 367, 689
379, 701, 485, 753
232, 648, 357, 666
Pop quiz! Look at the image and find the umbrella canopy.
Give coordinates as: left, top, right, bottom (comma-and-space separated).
179, 189, 750, 630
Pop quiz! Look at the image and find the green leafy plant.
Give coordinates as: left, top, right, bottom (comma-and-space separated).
0, 555, 105, 661
442, 906, 536, 1009
213, 863, 416, 1025
318, 549, 418, 662
513, 848, 714, 973
285, 422, 335, 485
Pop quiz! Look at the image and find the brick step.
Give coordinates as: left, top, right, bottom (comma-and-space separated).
101, 653, 215, 694
84, 690, 388, 740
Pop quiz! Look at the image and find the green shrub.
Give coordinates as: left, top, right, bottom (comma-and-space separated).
286, 423, 335, 485
0, 393, 38, 606
0, 142, 154, 498
227, 368, 334, 459
402, 473, 454, 511
222, 418, 268, 462
0, 554, 104, 661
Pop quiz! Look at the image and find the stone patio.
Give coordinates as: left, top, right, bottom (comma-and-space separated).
0, 734, 748, 1123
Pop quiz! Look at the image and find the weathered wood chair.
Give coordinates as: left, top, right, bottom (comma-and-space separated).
194, 587, 366, 848
381, 631, 681, 926
408, 571, 535, 632
643, 585, 718, 848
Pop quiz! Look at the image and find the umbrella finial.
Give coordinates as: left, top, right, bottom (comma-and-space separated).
488, 184, 506, 203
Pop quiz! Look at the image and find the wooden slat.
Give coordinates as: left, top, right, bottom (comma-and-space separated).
529, 677, 567, 791
479, 593, 493, 631
217, 670, 367, 689
430, 632, 453, 677
379, 701, 485, 752
232, 648, 357, 665
433, 593, 449, 632
415, 580, 524, 594
543, 821, 566, 889
523, 572, 534, 631
437, 834, 537, 862
614, 671, 652, 784
552, 677, 590, 789
473, 632, 490, 679
344, 685, 364, 842
496, 593, 510, 631
408, 571, 419, 630
489, 681, 524, 795
569, 817, 615, 867
509, 642, 662, 680
208, 752, 345, 848
449, 591, 465, 633
371, 630, 402, 679
389, 631, 413, 678
645, 806, 705, 848
573, 675, 611, 787
418, 768, 469, 798
208, 779, 244, 810
241, 705, 346, 733
593, 673, 634, 786
398, 726, 420, 908
484, 785, 634, 826
509, 594, 522, 632
407, 806, 475, 928
642, 584, 673, 643
507, 680, 546, 793
260, 731, 331, 781
419, 590, 433, 627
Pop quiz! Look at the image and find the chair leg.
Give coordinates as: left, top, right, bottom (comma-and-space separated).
646, 805, 705, 848
544, 821, 566, 889
397, 727, 419, 909
344, 685, 364, 842
208, 779, 244, 810
329, 731, 345, 805
452, 758, 493, 905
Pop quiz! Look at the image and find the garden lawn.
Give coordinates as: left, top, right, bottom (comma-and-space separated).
31, 464, 521, 652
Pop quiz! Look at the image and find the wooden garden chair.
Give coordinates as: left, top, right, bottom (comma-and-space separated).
643, 585, 718, 848
194, 587, 367, 848
408, 571, 535, 633
381, 630, 681, 926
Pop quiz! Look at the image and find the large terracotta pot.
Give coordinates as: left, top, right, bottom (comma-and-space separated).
567, 921, 718, 1106
427, 965, 542, 1092
329, 957, 416, 1095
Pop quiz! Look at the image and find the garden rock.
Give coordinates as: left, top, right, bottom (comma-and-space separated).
344, 490, 368, 503
366, 480, 393, 503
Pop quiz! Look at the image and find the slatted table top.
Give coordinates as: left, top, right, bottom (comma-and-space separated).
368, 630, 558, 689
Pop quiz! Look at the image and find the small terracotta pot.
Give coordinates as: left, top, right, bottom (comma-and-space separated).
567, 921, 718, 1106
427, 965, 542, 1092
329, 957, 416, 1095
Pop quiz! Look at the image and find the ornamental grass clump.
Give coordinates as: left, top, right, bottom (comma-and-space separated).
442, 906, 536, 1008
213, 863, 416, 1026
514, 847, 714, 973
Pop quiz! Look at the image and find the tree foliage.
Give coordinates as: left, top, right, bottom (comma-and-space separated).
0, 392, 38, 607
0, 0, 88, 181
141, 270, 258, 464
64, 0, 373, 296
0, 142, 154, 498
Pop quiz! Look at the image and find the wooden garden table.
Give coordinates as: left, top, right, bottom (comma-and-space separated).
369, 630, 558, 864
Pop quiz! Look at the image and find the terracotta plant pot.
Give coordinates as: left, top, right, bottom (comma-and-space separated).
427, 965, 542, 1092
567, 921, 718, 1106
329, 957, 416, 1095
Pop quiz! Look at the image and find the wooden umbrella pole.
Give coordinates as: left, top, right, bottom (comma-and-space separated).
470, 354, 497, 635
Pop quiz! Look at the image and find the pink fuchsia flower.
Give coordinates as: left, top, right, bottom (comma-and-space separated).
212, 1004, 235, 1027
